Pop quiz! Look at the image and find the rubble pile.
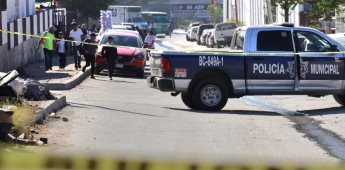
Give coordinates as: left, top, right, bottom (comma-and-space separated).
0, 70, 55, 101
0, 70, 55, 143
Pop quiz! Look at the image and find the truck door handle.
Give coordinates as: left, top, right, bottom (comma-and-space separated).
252, 57, 264, 61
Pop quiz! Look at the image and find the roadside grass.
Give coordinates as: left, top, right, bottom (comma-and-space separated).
0, 99, 36, 137
12, 104, 36, 137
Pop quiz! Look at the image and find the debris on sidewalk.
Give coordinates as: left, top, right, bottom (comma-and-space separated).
0, 70, 58, 144
62, 117, 69, 122
48, 112, 60, 119
1, 70, 56, 101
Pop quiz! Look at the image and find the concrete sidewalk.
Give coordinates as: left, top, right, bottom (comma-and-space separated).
23, 55, 90, 90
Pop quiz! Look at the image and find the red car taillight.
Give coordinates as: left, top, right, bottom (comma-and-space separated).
161, 57, 171, 74
95, 52, 106, 65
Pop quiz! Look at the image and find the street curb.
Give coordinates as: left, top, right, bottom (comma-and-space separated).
45, 68, 90, 91
34, 93, 67, 123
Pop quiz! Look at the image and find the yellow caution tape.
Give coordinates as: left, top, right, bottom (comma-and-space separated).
1, 29, 345, 56
0, 151, 343, 170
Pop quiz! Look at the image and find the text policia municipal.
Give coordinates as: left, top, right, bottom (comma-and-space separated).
253, 63, 340, 75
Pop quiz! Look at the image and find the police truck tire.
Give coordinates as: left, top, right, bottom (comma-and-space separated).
333, 95, 345, 106
181, 92, 198, 109
192, 78, 228, 111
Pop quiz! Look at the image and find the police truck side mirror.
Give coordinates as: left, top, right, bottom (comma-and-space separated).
330, 44, 338, 52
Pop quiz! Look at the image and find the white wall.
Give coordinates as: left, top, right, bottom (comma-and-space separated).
6, 0, 35, 22
1, 11, 8, 45
223, 0, 265, 26
18, 0, 26, 18
276, 4, 302, 26
28, 0, 35, 16
6, 0, 16, 22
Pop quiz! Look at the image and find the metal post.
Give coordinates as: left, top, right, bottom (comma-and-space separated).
235, 0, 238, 24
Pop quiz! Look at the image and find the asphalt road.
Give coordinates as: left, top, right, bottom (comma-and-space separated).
40, 32, 345, 165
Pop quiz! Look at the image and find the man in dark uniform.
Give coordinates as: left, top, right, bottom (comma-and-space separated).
102, 36, 118, 80
82, 33, 98, 79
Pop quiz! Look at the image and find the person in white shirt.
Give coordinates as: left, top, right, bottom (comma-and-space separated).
144, 30, 156, 49
69, 22, 83, 70
56, 32, 67, 70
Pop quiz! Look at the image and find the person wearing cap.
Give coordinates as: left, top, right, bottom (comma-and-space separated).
37, 26, 56, 71
69, 22, 84, 70
82, 33, 98, 79
56, 32, 68, 70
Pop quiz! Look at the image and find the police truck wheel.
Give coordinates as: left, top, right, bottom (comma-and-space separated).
192, 79, 228, 111
181, 92, 198, 109
333, 95, 345, 106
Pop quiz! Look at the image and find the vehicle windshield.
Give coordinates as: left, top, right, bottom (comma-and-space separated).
101, 35, 140, 48
132, 17, 146, 23
152, 15, 169, 22
216, 23, 237, 31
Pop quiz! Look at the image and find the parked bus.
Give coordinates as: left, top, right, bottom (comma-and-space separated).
141, 11, 170, 34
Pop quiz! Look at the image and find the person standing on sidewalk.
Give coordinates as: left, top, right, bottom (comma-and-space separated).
69, 22, 83, 70
37, 26, 56, 71
101, 36, 117, 80
56, 32, 68, 70
82, 33, 98, 79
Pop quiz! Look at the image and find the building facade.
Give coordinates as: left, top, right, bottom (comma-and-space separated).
223, 0, 311, 27
145, 0, 223, 22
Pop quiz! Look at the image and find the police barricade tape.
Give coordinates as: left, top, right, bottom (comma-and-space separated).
0, 151, 343, 170
1, 29, 345, 56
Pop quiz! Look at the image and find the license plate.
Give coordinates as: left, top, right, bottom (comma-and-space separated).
115, 64, 124, 68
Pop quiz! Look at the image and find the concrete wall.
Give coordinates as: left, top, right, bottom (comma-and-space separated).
0, 38, 41, 72
0, 9, 53, 72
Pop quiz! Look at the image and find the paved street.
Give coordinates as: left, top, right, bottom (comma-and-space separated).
39, 33, 345, 164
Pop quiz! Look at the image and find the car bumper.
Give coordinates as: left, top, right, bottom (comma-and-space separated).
147, 76, 174, 92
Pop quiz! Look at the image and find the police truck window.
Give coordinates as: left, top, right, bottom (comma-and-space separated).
257, 31, 293, 51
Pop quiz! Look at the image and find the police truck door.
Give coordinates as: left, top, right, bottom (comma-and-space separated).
293, 30, 345, 92
247, 29, 296, 93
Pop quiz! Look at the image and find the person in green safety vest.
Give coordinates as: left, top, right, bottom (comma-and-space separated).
37, 26, 56, 71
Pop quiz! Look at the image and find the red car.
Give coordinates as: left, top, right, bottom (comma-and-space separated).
95, 31, 146, 77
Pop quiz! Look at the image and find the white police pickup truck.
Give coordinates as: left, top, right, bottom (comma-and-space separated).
147, 24, 345, 111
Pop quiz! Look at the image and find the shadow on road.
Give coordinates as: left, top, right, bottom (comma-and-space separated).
69, 102, 160, 117
164, 107, 281, 116
300, 107, 345, 116
93, 78, 137, 84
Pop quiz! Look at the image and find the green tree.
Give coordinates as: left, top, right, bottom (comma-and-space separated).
271, 0, 301, 22
60, 0, 113, 22
304, 0, 345, 33
208, 5, 222, 24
